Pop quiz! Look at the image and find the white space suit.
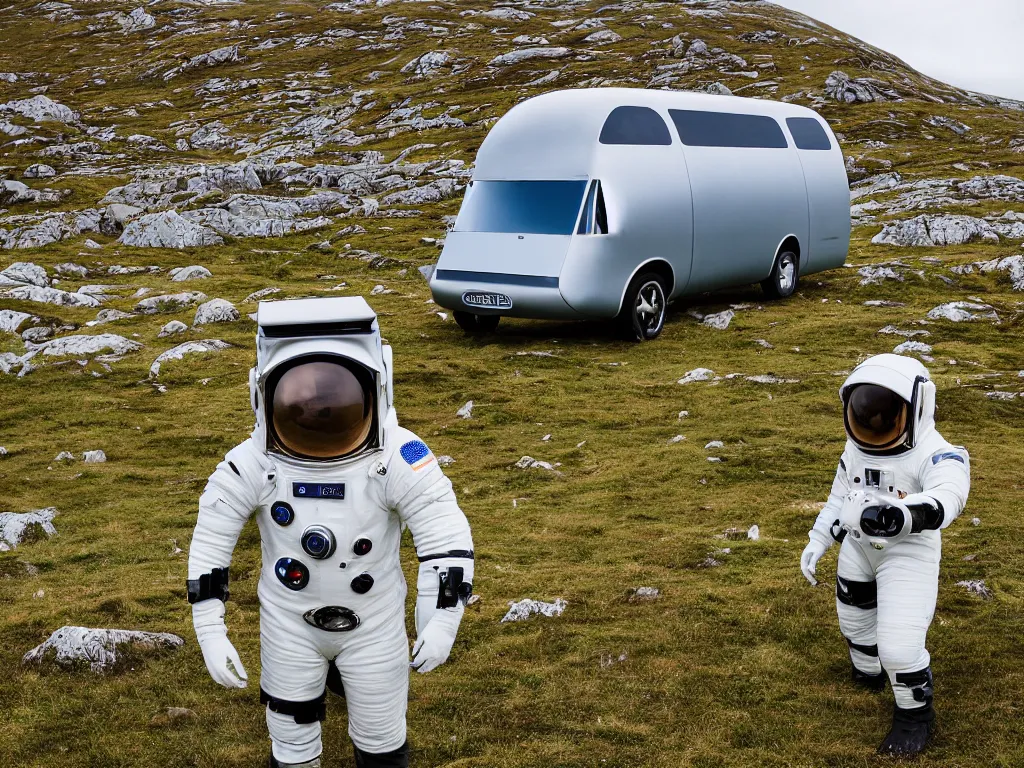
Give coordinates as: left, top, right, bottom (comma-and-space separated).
800, 354, 970, 757
187, 297, 474, 768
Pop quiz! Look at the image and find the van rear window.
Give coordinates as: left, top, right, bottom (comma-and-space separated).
599, 106, 672, 146
786, 117, 832, 150
669, 109, 788, 149
454, 180, 588, 235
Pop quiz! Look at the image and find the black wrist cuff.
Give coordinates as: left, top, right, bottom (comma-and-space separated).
418, 549, 474, 562
909, 499, 945, 533
187, 567, 230, 604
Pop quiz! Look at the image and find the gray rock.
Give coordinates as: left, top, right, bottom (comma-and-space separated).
0, 95, 79, 123
481, 7, 533, 21
21, 327, 52, 343
0, 180, 66, 206
702, 310, 734, 330
85, 309, 135, 326
163, 44, 241, 81
22, 626, 184, 672
158, 320, 188, 337
0, 309, 33, 334
401, 50, 452, 77
825, 71, 898, 103
24, 164, 56, 179
380, 179, 457, 206
115, 7, 156, 33
858, 265, 903, 285
0, 262, 48, 287
135, 292, 207, 315
956, 580, 992, 599
456, 400, 474, 419
149, 339, 230, 377
927, 301, 999, 322
514, 456, 562, 475
0, 350, 36, 376
170, 265, 212, 282
0, 507, 57, 551
488, 47, 571, 67
54, 262, 88, 278
584, 29, 622, 44
100, 203, 144, 235
34, 334, 142, 358
628, 587, 660, 602
243, 287, 281, 303
119, 211, 224, 248
501, 598, 567, 623
193, 299, 240, 325
678, 368, 714, 384
893, 340, 934, 358
927, 116, 971, 136
82, 450, 107, 463
871, 215, 1000, 247
0, 285, 101, 308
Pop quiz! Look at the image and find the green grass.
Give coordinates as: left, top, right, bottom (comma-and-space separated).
2, 1, 1024, 767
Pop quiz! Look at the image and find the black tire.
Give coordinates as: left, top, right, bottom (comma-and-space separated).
453, 311, 500, 334
619, 272, 667, 341
761, 250, 799, 300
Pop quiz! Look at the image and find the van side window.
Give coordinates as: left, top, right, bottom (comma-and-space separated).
668, 109, 788, 149
786, 117, 832, 150
577, 180, 608, 235
599, 106, 672, 146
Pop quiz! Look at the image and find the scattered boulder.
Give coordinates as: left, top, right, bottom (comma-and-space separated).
893, 340, 934, 359
824, 71, 899, 103
22, 627, 184, 672
0, 262, 49, 287
678, 368, 714, 384
584, 29, 622, 44
514, 456, 562, 475
0, 285, 101, 308
456, 400, 473, 419
702, 310, 734, 330
400, 51, 452, 77
628, 587, 660, 603
115, 7, 156, 33
0, 508, 57, 550
872, 215, 1000, 247
488, 47, 571, 67
169, 266, 212, 282
858, 265, 903, 285
135, 292, 208, 314
500, 598, 567, 623
158, 320, 188, 337
0, 94, 79, 123
100, 204, 144, 235
163, 44, 242, 81
83, 450, 107, 464
956, 580, 992, 600
34, 334, 142, 358
436, 455, 455, 468
193, 299, 240, 325
149, 339, 230, 377
86, 309, 135, 326
926, 301, 999, 322
118, 211, 224, 248
24, 164, 56, 179
0, 309, 33, 334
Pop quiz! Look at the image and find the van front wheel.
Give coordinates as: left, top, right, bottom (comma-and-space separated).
454, 311, 500, 334
762, 250, 799, 300
620, 272, 667, 341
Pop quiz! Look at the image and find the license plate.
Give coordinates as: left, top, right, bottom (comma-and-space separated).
462, 291, 512, 309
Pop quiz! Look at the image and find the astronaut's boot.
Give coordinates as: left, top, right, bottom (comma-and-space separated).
851, 665, 887, 692
877, 703, 935, 757
353, 740, 410, 768
269, 757, 321, 768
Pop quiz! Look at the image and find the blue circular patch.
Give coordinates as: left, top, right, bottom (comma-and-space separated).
271, 502, 294, 526
399, 439, 430, 465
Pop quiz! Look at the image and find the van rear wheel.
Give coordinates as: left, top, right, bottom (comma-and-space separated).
762, 250, 799, 299
620, 272, 667, 341
454, 311, 500, 334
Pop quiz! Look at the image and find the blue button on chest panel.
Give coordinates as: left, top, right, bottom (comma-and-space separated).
293, 482, 346, 499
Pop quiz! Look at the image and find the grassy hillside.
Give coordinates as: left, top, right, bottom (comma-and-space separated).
1, 1, 1022, 766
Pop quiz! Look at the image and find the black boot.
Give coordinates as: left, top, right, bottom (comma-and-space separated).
269, 756, 321, 768
851, 665, 887, 692
353, 740, 410, 768
878, 703, 935, 756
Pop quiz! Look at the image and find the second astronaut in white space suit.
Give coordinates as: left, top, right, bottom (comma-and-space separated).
186, 296, 474, 768
800, 354, 970, 757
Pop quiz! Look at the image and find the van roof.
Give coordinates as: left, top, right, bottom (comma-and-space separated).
473, 87, 827, 181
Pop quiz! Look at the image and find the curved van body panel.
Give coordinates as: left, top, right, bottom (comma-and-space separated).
430, 88, 849, 324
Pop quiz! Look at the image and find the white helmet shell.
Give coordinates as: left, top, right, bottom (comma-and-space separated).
840, 353, 935, 451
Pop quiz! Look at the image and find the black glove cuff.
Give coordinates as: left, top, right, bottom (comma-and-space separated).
909, 499, 945, 533
187, 567, 230, 604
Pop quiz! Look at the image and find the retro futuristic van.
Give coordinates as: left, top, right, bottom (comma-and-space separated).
429, 88, 850, 339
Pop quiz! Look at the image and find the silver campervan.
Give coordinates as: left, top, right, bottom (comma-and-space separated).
429, 87, 850, 340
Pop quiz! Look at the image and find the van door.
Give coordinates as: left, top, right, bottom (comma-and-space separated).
786, 117, 851, 273
669, 109, 808, 293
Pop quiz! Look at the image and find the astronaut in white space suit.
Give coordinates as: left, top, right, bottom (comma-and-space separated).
187, 296, 475, 768
800, 353, 970, 757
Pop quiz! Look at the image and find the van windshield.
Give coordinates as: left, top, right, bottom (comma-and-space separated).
454, 180, 588, 235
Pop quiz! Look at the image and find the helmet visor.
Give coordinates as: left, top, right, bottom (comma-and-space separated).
268, 358, 375, 460
844, 383, 908, 450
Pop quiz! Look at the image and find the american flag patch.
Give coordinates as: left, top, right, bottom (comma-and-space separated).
931, 451, 965, 465
400, 440, 435, 472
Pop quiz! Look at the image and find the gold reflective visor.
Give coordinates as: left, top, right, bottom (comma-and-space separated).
268, 359, 374, 460
844, 383, 909, 450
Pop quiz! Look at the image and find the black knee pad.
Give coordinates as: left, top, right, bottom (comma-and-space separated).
353, 740, 410, 768
261, 687, 327, 725
845, 637, 879, 657
895, 667, 934, 704
836, 575, 877, 609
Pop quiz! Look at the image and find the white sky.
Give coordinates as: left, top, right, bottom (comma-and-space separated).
770, 0, 1024, 101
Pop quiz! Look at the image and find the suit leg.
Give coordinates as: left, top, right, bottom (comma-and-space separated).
835, 539, 882, 679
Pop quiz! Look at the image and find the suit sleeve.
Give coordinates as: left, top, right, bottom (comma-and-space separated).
187, 440, 271, 581
905, 444, 970, 529
808, 448, 851, 549
385, 430, 473, 557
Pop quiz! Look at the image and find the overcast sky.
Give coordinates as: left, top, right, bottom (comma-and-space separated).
771, 0, 1024, 101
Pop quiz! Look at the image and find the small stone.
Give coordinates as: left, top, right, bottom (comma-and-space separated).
628, 587, 660, 603
956, 580, 992, 599
0, 507, 57, 550
82, 450, 106, 464
971, 517, 981, 526
668, 435, 686, 444
456, 400, 474, 419
158, 320, 188, 338
500, 598, 567, 622
436, 455, 455, 468
702, 310, 734, 330
747, 524, 760, 541
193, 299, 240, 326
678, 368, 714, 385
54, 451, 75, 463
704, 440, 724, 450
678, 410, 689, 419
170, 266, 212, 282
22, 626, 184, 672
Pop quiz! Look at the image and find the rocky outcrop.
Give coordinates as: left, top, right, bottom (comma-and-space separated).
118, 211, 224, 248
0, 94, 79, 123
488, 47, 571, 67
149, 339, 230, 377
193, 298, 240, 325
825, 71, 899, 103
135, 291, 207, 314
163, 44, 241, 81
871, 215, 1000, 247
23, 627, 184, 672
32, 334, 142, 358
0, 507, 57, 550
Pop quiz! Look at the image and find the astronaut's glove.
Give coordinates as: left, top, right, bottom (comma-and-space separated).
411, 607, 463, 674
860, 498, 912, 540
839, 490, 872, 534
192, 599, 248, 689
800, 539, 830, 586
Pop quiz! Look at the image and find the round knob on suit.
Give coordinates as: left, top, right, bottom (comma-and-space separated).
350, 573, 374, 594
353, 538, 372, 556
